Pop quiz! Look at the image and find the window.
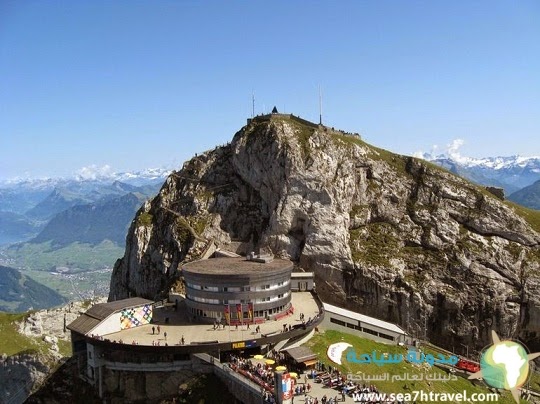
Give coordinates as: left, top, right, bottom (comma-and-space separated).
330, 317, 346, 326
190, 296, 219, 304
378, 332, 395, 341
361, 328, 378, 336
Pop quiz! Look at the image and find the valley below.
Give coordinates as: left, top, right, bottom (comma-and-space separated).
20, 267, 113, 302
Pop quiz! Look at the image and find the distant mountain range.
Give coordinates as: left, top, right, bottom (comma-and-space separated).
0, 168, 170, 216
509, 180, 540, 210
0, 211, 43, 245
0, 170, 169, 284
0, 265, 66, 312
420, 154, 540, 209
0, 169, 169, 246
31, 192, 146, 247
0, 167, 171, 189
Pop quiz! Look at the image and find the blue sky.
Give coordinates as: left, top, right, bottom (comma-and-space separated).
1, 1, 539, 180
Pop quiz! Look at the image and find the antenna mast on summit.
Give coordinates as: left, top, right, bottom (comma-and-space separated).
319, 85, 323, 125
252, 91, 255, 118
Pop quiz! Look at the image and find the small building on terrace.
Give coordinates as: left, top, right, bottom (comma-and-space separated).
321, 302, 410, 344
68, 298, 154, 385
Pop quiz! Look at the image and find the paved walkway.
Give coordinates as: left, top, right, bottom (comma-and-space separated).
103, 292, 320, 347
291, 374, 358, 403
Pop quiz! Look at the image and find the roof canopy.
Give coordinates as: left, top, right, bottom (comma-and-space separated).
85, 297, 152, 321
67, 297, 153, 335
323, 302, 406, 335
284, 346, 317, 363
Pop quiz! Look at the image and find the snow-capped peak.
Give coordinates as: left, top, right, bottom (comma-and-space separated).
421, 153, 540, 170
0, 166, 172, 189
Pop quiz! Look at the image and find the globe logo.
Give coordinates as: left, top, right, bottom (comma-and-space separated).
469, 330, 540, 403
480, 341, 529, 389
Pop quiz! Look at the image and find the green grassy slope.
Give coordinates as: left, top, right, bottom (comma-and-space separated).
307, 330, 533, 404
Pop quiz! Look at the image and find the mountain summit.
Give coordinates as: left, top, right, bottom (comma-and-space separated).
109, 114, 540, 352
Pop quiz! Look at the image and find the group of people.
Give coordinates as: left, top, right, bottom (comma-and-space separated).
294, 382, 311, 395
212, 321, 224, 330
303, 395, 341, 404
262, 391, 276, 403
312, 365, 390, 403
228, 354, 276, 388
227, 353, 280, 404
266, 349, 286, 363
150, 334, 185, 346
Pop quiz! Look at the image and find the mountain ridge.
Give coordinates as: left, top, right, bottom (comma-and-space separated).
420, 153, 540, 196
30, 192, 146, 248
0, 167, 171, 189
109, 114, 540, 353
0, 265, 66, 312
509, 180, 540, 210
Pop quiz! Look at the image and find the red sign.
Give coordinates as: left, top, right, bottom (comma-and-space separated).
236, 304, 243, 323
224, 305, 230, 325
282, 373, 293, 400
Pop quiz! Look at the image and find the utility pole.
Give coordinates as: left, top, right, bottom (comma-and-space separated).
319, 85, 323, 125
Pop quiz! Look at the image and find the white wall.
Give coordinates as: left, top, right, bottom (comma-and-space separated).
290, 275, 314, 291
321, 312, 408, 344
91, 312, 123, 336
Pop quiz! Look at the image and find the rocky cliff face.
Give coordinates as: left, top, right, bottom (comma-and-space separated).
109, 114, 540, 353
0, 298, 106, 404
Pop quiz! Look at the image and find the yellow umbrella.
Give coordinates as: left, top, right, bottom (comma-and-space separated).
276, 366, 287, 371
265, 359, 275, 365
254, 354, 264, 360
289, 372, 298, 378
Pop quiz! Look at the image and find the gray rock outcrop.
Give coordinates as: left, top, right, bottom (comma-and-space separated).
0, 298, 107, 404
109, 114, 540, 353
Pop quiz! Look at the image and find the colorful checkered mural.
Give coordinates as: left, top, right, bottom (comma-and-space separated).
120, 304, 153, 329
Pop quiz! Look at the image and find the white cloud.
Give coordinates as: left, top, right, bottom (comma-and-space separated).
447, 139, 465, 161
75, 164, 114, 180
414, 139, 469, 163
413, 143, 440, 160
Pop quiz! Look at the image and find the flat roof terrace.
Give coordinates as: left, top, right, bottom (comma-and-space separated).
182, 256, 293, 276
99, 292, 320, 348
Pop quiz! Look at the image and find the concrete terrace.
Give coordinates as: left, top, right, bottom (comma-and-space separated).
102, 292, 320, 347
